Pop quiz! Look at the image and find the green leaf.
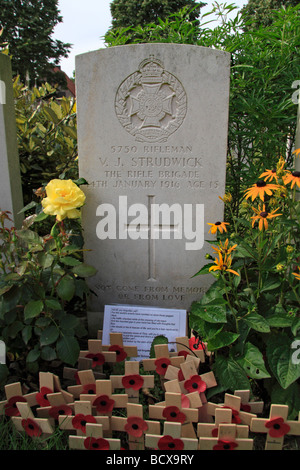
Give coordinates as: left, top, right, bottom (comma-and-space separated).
22, 325, 32, 345
212, 355, 250, 392
260, 279, 281, 293
40, 346, 57, 362
191, 302, 227, 324
207, 331, 239, 351
45, 299, 62, 311
243, 312, 270, 333
60, 256, 81, 267
72, 263, 97, 278
24, 300, 44, 320
192, 263, 215, 276
40, 325, 59, 346
236, 342, 271, 379
56, 277, 75, 301
266, 333, 300, 389
56, 335, 80, 366
265, 304, 293, 328
271, 382, 300, 420
26, 348, 40, 363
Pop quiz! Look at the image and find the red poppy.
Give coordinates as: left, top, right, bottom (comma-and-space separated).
213, 439, 239, 450
122, 374, 144, 391
178, 350, 190, 358
49, 404, 73, 420
178, 369, 184, 381
109, 345, 127, 362
189, 337, 205, 351
36, 387, 53, 407
124, 416, 148, 438
223, 406, 241, 424
212, 427, 219, 437
72, 413, 97, 433
162, 406, 186, 424
158, 435, 184, 451
155, 357, 171, 375
265, 417, 290, 438
85, 352, 105, 368
4, 396, 27, 417
184, 375, 207, 394
82, 383, 96, 395
22, 418, 42, 437
240, 403, 251, 413
84, 436, 110, 450
74, 372, 81, 385
93, 395, 115, 414
181, 394, 190, 409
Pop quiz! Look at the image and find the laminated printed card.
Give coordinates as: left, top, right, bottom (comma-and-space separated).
102, 305, 187, 361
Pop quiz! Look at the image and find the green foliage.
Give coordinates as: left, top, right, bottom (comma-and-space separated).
189, 156, 300, 417
0, 206, 95, 376
0, 0, 71, 84
106, 0, 204, 38
241, 0, 300, 31
13, 77, 78, 205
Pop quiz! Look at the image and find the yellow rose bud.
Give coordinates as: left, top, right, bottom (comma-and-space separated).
42, 179, 86, 222
286, 245, 294, 254
276, 263, 285, 272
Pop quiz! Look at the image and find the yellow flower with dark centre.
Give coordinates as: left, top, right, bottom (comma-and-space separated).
244, 180, 279, 202
283, 171, 300, 189
259, 168, 278, 183
212, 238, 237, 257
42, 179, 86, 222
251, 204, 282, 231
207, 221, 229, 234
209, 252, 239, 276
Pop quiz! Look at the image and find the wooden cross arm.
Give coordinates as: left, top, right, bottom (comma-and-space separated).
110, 374, 154, 389
199, 437, 253, 450
145, 433, 199, 450
69, 435, 121, 450
79, 393, 128, 409
110, 416, 161, 435
58, 415, 110, 432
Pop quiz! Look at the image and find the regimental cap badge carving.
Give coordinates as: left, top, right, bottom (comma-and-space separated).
115, 56, 187, 143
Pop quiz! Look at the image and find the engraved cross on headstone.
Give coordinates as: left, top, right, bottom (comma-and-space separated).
125, 195, 181, 280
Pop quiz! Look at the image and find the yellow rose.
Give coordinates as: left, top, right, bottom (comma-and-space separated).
42, 179, 86, 221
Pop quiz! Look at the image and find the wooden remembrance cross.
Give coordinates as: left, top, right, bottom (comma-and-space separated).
110, 361, 154, 403
145, 421, 199, 451
250, 404, 300, 450
110, 402, 161, 450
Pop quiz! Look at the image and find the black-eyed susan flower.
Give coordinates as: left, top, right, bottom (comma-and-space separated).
212, 238, 237, 257
251, 205, 282, 231
259, 168, 278, 182
209, 253, 239, 276
244, 181, 279, 202
283, 171, 300, 189
207, 221, 229, 234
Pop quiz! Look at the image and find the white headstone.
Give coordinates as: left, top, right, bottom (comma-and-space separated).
75, 44, 230, 334
0, 54, 23, 228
